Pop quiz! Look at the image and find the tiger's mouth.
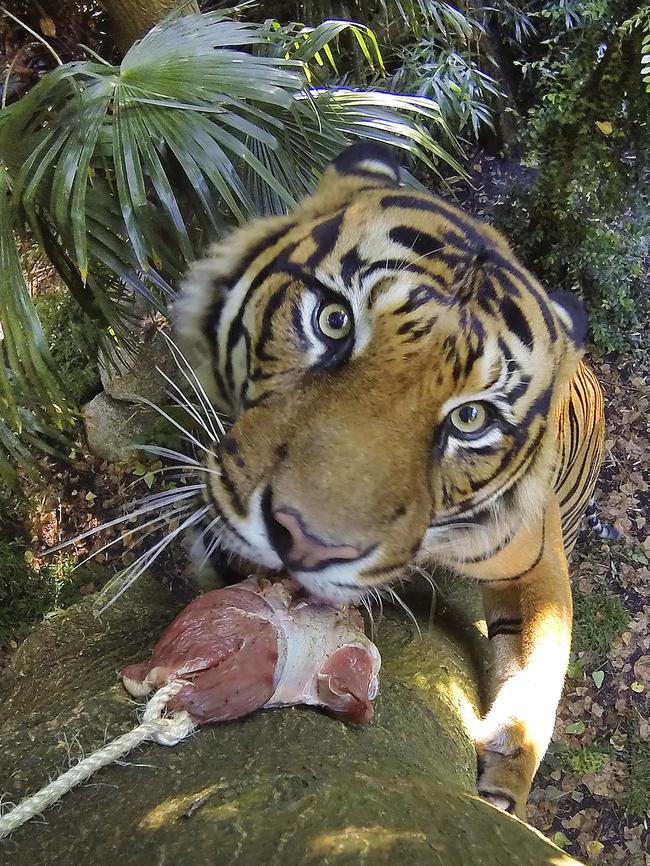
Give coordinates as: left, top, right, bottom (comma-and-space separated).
202, 482, 413, 605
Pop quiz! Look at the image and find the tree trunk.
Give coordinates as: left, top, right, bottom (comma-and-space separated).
97, 0, 200, 52
0, 576, 582, 866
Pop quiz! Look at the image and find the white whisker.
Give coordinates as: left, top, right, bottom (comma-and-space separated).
95, 505, 211, 615
386, 587, 422, 638
129, 483, 207, 509
157, 364, 217, 441
361, 594, 375, 640
47, 488, 203, 555
74, 503, 196, 569
136, 444, 201, 466
190, 513, 222, 554
160, 331, 227, 438
200, 529, 225, 568
134, 395, 219, 462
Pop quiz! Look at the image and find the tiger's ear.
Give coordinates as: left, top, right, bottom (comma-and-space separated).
326, 141, 402, 186
550, 291, 588, 348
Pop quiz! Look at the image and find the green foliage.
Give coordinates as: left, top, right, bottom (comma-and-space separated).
572, 588, 629, 656
387, 2, 503, 138
494, 184, 649, 354
393, 41, 501, 138
614, 5, 650, 93
0, 541, 82, 646
560, 744, 610, 775
491, 0, 649, 354
33, 287, 101, 406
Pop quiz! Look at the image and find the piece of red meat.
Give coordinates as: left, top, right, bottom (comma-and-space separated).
121, 577, 380, 725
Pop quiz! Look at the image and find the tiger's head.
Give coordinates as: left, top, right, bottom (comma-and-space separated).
177, 142, 586, 603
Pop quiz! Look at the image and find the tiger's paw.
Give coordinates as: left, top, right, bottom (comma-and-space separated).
474, 719, 538, 819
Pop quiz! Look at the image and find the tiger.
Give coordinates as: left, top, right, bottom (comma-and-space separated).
176, 141, 609, 818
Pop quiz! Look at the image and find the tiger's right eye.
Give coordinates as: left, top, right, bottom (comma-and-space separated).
316, 302, 353, 341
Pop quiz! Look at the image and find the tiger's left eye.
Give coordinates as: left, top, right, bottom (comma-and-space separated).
449, 402, 489, 436
316, 302, 352, 340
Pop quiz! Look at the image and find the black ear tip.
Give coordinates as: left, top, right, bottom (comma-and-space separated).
331, 141, 401, 183
550, 291, 588, 346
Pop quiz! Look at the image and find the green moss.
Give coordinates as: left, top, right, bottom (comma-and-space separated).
33, 288, 101, 406
572, 588, 629, 657
559, 745, 609, 776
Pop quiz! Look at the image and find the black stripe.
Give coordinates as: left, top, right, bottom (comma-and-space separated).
254, 282, 289, 362
291, 299, 309, 350
224, 244, 298, 395
487, 617, 523, 639
395, 282, 450, 314
451, 527, 517, 564
217, 465, 246, 516
501, 296, 534, 348
209, 505, 248, 547
227, 222, 294, 287
305, 211, 345, 267
405, 319, 437, 343
521, 385, 552, 428
389, 225, 445, 259
340, 245, 364, 288
381, 194, 487, 252
361, 259, 428, 281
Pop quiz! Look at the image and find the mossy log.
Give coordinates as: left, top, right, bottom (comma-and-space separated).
0, 577, 581, 866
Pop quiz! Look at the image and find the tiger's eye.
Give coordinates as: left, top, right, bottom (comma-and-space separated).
317, 302, 352, 340
449, 402, 488, 435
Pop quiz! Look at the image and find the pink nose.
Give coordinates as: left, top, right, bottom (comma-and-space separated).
272, 510, 362, 570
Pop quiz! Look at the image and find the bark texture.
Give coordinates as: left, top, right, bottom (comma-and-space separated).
98, 0, 200, 52
0, 577, 582, 866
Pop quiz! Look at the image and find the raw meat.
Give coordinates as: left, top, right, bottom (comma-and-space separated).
121, 577, 381, 725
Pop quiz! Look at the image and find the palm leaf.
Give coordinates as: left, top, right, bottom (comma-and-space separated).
0, 9, 466, 471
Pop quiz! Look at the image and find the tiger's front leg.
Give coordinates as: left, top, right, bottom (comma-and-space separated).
473, 500, 572, 818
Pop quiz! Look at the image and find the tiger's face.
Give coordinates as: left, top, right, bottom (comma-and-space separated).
177, 143, 585, 603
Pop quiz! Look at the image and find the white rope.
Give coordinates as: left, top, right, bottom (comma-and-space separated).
0, 680, 196, 839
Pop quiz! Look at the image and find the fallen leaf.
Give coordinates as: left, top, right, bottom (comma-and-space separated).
592, 670, 604, 689
39, 16, 56, 37
586, 840, 604, 860
633, 655, 650, 684
552, 831, 571, 849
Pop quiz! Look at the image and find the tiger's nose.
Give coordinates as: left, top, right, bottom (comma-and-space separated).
269, 509, 362, 571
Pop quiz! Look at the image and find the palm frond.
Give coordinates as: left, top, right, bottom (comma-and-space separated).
0, 9, 466, 471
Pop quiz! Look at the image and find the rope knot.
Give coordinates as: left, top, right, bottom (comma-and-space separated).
141, 679, 195, 747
